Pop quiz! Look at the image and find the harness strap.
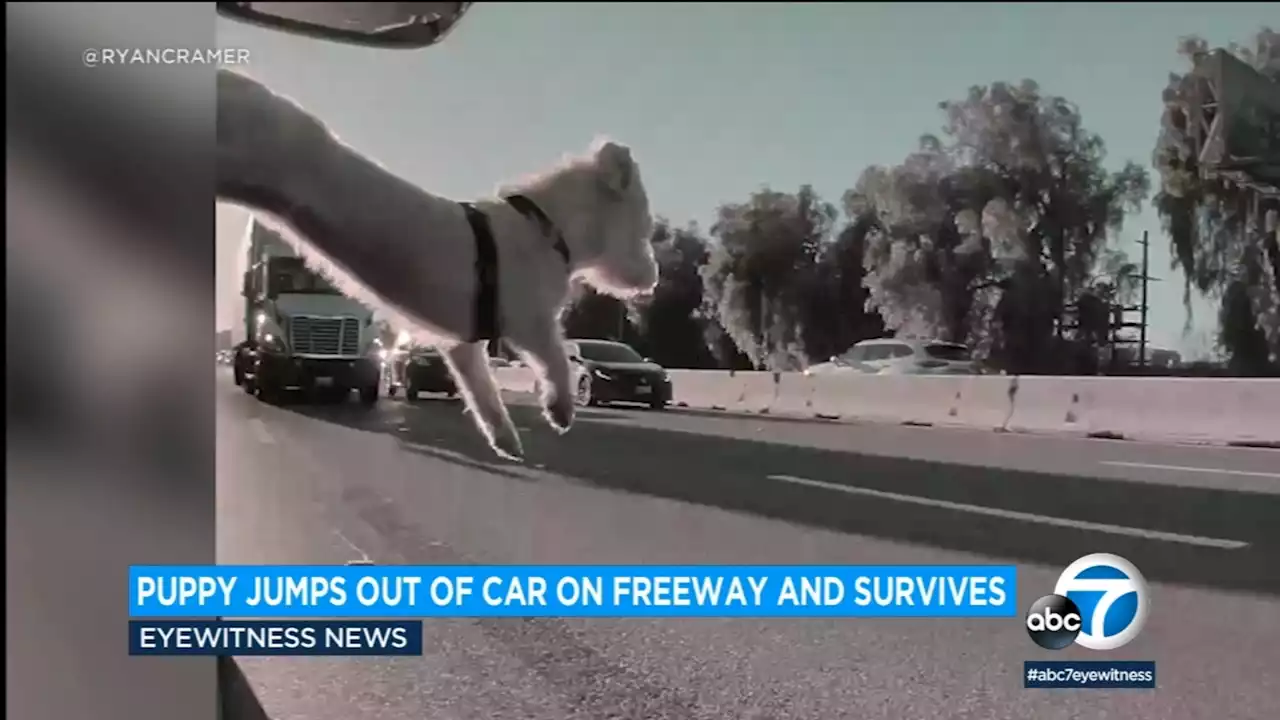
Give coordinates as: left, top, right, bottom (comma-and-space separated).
461, 202, 501, 342
461, 195, 572, 344
505, 194, 571, 264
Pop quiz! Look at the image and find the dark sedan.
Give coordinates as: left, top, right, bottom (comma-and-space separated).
391, 346, 457, 401
568, 339, 672, 410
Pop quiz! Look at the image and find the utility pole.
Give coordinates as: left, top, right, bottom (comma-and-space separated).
1138, 231, 1150, 370
757, 293, 768, 370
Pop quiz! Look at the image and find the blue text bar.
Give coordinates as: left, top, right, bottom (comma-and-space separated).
130, 565, 1017, 618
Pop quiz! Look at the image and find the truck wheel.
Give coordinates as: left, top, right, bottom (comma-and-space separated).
406, 384, 421, 403
252, 363, 280, 403
254, 379, 277, 404
358, 384, 379, 406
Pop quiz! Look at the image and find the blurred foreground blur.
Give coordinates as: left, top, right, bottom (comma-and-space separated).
8, 4, 218, 719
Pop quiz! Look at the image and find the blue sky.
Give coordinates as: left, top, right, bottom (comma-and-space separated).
216, 3, 1271, 356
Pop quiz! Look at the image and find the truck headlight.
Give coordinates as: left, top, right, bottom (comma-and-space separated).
259, 331, 287, 354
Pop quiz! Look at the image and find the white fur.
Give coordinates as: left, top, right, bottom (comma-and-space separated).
216, 69, 657, 461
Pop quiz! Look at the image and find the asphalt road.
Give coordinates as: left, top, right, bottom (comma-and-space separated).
217, 369, 1280, 720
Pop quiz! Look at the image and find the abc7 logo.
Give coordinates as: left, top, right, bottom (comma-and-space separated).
1025, 553, 1149, 651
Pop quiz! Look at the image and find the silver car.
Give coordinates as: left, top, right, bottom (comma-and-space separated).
805, 339, 977, 376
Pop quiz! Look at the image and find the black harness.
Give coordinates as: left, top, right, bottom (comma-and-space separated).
460, 194, 571, 343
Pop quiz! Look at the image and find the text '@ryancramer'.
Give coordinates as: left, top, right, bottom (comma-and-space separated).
1023, 661, 1156, 689
83, 48, 250, 68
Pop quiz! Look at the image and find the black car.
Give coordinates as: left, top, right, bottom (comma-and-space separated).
391, 346, 457, 401
568, 339, 671, 410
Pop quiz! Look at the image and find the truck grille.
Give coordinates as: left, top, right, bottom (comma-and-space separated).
288, 316, 361, 356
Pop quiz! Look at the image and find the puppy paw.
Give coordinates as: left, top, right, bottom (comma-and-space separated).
543, 393, 575, 434
489, 425, 525, 462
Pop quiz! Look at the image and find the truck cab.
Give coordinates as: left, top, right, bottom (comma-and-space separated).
232, 222, 381, 405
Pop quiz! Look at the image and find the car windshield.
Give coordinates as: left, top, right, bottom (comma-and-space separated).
577, 342, 644, 363
924, 343, 972, 361
201, 9, 1276, 720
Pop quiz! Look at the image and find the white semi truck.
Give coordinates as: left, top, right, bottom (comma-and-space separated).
231, 220, 382, 405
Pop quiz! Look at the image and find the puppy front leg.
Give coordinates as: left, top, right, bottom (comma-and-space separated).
443, 341, 525, 461
509, 319, 575, 433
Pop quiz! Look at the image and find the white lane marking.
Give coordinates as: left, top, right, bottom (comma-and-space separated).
1100, 461, 1280, 480
399, 441, 561, 483
768, 474, 1249, 550
249, 418, 276, 445
333, 529, 373, 565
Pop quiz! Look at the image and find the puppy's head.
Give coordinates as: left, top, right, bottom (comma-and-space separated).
577, 137, 658, 296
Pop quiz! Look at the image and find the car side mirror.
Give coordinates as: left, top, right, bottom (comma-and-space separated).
216, 2, 474, 50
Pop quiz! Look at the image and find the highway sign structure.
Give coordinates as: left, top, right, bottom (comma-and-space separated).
1184, 49, 1280, 194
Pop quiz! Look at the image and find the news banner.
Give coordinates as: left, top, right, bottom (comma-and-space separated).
129, 557, 1156, 689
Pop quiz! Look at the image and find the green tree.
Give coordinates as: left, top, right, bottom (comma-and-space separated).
1151, 28, 1280, 373
631, 220, 719, 368
855, 80, 1149, 373
562, 283, 635, 342
796, 212, 885, 361
701, 186, 837, 370
851, 144, 1010, 350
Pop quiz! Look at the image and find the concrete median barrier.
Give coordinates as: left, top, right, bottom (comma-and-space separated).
1050, 377, 1280, 447
492, 365, 1280, 447
1004, 376, 1093, 438
729, 372, 778, 414
806, 374, 976, 427
946, 375, 1018, 431
770, 372, 818, 417
667, 370, 747, 411
492, 366, 537, 395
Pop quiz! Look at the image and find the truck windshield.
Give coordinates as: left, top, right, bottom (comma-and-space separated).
266, 258, 340, 296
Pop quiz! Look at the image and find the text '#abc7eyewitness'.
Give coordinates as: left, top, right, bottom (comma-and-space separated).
1022, 553, 1157, 690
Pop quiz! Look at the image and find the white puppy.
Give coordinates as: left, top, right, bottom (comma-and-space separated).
216, 69, 657, 460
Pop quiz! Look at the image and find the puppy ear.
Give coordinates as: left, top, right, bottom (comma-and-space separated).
593, 139, 634, 196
